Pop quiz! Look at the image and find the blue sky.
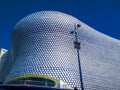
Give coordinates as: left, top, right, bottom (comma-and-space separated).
0, 0, 120, 49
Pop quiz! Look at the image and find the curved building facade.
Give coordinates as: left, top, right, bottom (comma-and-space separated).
0, 11, 120, 90
4, 11, 81, 89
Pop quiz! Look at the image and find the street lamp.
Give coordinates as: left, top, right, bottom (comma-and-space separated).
71, 24, 84, 90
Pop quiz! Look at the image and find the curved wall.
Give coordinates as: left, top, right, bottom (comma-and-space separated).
5, 11, 81, 88
0, 11, 120, 89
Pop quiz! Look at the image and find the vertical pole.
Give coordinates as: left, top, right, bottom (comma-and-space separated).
74, 30, 84, 90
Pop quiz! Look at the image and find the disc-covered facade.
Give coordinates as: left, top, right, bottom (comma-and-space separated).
0, 11, 120, 90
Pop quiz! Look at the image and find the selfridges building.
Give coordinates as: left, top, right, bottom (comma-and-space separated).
0, 11, 120, 90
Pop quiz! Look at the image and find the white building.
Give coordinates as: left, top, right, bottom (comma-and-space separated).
0, 48, 7, 62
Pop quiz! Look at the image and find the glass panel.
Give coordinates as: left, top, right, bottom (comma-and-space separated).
7, 77, 55, 87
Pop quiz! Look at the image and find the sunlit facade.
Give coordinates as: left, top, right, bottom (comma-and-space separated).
0, 48, 7, 60
0, 11, 120, 90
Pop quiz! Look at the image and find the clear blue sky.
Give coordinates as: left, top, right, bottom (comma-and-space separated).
0, 0, 120, 49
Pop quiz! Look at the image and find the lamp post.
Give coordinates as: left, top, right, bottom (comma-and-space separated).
72, 24, 84, 90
